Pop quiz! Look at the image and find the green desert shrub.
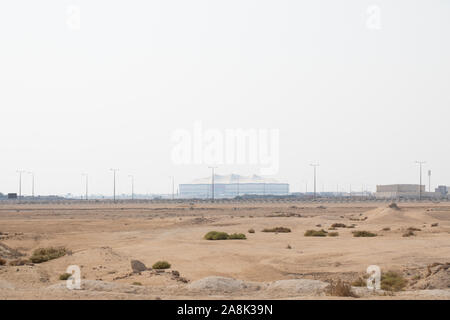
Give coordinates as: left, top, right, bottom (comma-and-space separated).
262, 227, 291, 233
152, 261, 171, 269
248, 228, 255, 233
204, 231, 230, 240
228, 233, 246, 240
304, 229, 328, 237
132, 282, 142, 286
59, 273, 72, 281
381, 271, 407, 291
331, 223, 346, 228
328, 232, 339, 237
30, 247, 67, 263
352, 231, 377, 237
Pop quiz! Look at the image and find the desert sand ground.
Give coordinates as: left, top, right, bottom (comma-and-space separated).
0, 200, 449, 299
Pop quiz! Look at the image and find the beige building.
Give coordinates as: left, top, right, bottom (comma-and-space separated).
375, 184, 439, 199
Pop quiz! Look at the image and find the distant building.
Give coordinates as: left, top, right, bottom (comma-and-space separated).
7, 193, 17, 199
179, 174, 289, 199
435, 186, 448, 197
376, 184, 439, 199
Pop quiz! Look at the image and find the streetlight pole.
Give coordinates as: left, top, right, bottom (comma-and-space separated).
310, 163, 319, 200
110, 169, 119, 202
416, 161, 426, 201
82, 173, 88, 200
208, 166, 217, 202
128, 175, 134, 200
17, 170, 26, 200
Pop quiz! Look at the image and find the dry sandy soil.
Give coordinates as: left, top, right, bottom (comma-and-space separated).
0, 200, 449, 300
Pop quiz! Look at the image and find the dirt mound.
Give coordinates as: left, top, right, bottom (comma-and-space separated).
187, 276, 261, 293
266, 279, 329, 296
410, 263, 450, 290
363, 207, 434, 224
0, 242, 24, 259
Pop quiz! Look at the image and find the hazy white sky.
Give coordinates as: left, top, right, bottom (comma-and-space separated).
1, 0, 449, 196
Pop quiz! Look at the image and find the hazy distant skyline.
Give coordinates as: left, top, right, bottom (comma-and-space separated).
1, 1, 449, 196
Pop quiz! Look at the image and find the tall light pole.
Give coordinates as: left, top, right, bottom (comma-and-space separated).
310, 163, 319, 200
110, 169, 119, 202
128, 175, 134, 200
208, 166, 217, 202
428, 170, 432, 192
169, 176, 174, 200
81, 173, 88, 200
27, 171, 35, 198
416, 161, 426, 201
17, 170, 26, 200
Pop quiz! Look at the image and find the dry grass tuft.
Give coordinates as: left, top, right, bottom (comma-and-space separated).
327, 280, 358, 298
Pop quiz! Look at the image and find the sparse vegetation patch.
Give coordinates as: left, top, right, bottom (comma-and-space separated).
381, 271, 407, 291
326, 280, 358, 298
352, 231, 377, 237
152, 261, 171, 269
30, 247, 67, 263
262, 227, 291, 233
204, 231, 247, 240
304, 229, 328, 237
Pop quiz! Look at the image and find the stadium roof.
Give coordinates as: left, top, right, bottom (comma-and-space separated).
190, 174, 283, 184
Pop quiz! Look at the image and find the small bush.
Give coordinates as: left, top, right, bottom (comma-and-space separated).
132, 282, 142, 286
382, 227, 391, 231
403, 230, 415, 237
431, 223, 439, 227
286, 244, 292, 249
228, 233, 246, 240
9, 259, 29, 266
352, 231, 377, 237
0, 258, 6, 266
381, 271, 407, 291
204, 231, 229, 240
327, 280, 358, 297
351, 277, 366, 287
389, 202, 400, 210
262, 227, 291, 233
30, 247, 67, 263
331, 223, 346, 228
204, 231, 246, 240
328, 232, 339, 237
152, 261, 171, 269
304, 229, 328, 237
59, 273, 72, 280
407, 227, 421, 232
248, 228, 255, 233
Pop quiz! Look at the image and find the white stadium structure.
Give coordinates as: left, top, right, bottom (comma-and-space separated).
179, 174, 289, 199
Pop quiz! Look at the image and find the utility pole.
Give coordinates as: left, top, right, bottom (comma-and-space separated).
416, 161, 426, 201
129, 175, 134, 200
82, 173, 88, 200
17, 170, 26, 200
208, 166, 217, 202
110, 169, 119, 202
310, 163, 319, 200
